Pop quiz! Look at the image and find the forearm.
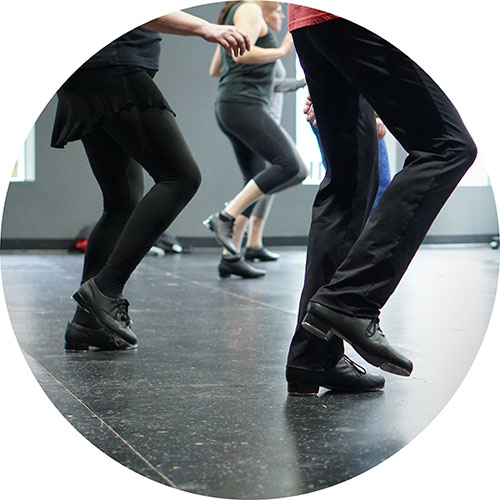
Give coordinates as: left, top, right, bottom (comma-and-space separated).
143, 10, 250, 57
209, 46, 222, 77
234, 46, 285, 65
274, 78, 306, 93
142, 11, 210, 37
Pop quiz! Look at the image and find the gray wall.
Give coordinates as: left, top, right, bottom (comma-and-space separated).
2, 3, 497, 245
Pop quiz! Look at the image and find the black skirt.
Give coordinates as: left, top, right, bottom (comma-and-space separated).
51, 65, 174, 148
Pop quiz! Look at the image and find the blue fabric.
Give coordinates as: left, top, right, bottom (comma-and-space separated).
373, 137, 391, 215
310, 123, 392, 216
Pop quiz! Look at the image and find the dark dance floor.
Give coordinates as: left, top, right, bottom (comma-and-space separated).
1, 245, 498, 498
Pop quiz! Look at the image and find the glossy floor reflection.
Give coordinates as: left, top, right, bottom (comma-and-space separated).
2, 245, 498, 498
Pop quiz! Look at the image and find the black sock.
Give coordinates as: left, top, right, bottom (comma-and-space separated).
220, 210, 235, 222
93, 264, 128, 298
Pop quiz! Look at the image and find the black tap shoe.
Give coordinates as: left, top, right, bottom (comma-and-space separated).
218, 256, 266, 279
72, 278, 137, 347
64, 321, 137, 351
302, 302, 413, 377
202, 212, 237, 254
286, 356, 385, 395
245, 246, 280, 262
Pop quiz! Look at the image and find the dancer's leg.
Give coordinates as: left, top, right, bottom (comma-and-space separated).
288, 19, 475, 378
71, 129, 143, 330
287, 37, 379, 369
206, 103, 307, 253
302, 19, 476, 317
80, 130, 144, 284
92, 106, 201, 298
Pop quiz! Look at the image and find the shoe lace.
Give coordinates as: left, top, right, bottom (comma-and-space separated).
367, 317, 384, 338
342, 355, 366, 375
113, 298, 131, 326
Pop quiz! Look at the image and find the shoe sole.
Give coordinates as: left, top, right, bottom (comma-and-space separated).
72, 291, 136, 348
64, 342, 90, 351
302, 313, 411, 377
287, 380, 385, 396
64, 341, 138, 351
218, 270, 266, 279
245, 256, 279, 262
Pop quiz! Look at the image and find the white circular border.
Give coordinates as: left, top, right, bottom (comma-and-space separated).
1, 1, 498, 499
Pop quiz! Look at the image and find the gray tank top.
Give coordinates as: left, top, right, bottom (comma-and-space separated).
216, 2, 278, 105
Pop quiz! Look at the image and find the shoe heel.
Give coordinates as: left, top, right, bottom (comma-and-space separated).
218, 267, 231, 278
72, 291, 90, 313
65, 341, 89, 351
302, 312, 335, 342
287, 381, 319, 396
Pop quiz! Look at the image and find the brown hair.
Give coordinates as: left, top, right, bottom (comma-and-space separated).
217, 1, 282, 24
217, 2, 241, 24
258, 2, 282, 14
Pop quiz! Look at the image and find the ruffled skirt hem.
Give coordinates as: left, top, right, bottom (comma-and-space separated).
51, 66, 174, 148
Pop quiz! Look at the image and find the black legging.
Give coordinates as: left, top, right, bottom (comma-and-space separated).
215, 101, 307, 209
81, 105, 201, 296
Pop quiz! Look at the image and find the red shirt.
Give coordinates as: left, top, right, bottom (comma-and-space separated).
288, 5, 338, 31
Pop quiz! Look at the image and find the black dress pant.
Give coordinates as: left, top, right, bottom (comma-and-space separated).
287, 18, 477, 370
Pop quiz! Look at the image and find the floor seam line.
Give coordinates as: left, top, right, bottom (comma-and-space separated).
168, 273, 297, 316
24, 353, 178, 489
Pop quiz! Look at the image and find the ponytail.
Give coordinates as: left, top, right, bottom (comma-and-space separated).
217, 1, 240, 24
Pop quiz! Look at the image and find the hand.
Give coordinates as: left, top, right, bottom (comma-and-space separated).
376, 117, 386, 140
280, 32, 294, 57
303, 95, 317, 127
200, 23, 251, 57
